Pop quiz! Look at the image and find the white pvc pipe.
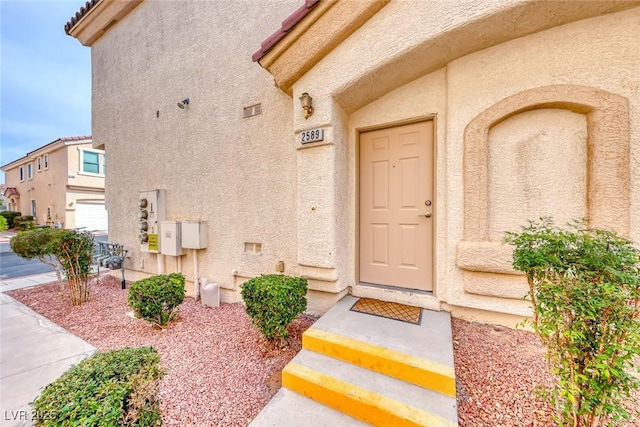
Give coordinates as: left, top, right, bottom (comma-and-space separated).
193, 249, 200, 300
177, 255, 182, 273
157, 253, 165, 274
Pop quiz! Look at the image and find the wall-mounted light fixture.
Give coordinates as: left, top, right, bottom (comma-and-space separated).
177, 98, 190, 109
299, 92, 313, 119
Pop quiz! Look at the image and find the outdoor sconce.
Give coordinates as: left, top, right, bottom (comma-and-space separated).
177, 98, 190, 109
299, 92, 313, 119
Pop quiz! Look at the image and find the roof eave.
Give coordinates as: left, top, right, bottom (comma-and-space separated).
66, 0, 143, 46
254, 0, 389, 95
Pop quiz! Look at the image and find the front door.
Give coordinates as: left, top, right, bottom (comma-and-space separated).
359, 120, 434, 291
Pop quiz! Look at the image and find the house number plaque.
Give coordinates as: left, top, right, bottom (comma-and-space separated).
300, 128, 324, 144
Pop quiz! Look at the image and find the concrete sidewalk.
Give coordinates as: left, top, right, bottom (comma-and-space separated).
0, 275, 96, 427
0, 272, 59, 293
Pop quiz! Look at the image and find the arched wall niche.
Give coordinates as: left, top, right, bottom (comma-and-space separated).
457, 85, 630, 275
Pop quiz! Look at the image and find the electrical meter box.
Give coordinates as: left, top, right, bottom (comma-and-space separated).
160, 221, 183, 256
139, 190, 166, 253
181, 221, 208, 249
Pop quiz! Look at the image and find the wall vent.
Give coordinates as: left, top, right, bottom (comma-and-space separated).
244, 242, 262, 253
243, 104, 262, 118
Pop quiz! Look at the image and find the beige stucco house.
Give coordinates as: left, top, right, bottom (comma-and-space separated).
66, 0, 640, 325
1, 136, 108, 231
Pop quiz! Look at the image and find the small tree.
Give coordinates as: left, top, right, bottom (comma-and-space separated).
10, 228, 66, 290
505, 218, 640, 426
56, 230, 95, 305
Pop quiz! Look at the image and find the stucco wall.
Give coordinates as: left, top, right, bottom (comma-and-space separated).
446, 7, 638, 317
290, 3, 639, 320
90, 0, 307, 307
88, 0, 639, 321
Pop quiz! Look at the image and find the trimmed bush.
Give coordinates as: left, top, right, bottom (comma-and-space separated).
241, 274, 307, 343
32, 346, 164, 427
0, 210, 21, 228
14, 215, 35, 231
128, 273, 185, 328
0, 215, 7, 232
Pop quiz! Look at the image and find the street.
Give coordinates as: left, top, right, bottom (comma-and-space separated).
0, 234, 109, 280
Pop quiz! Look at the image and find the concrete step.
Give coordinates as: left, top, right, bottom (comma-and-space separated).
303, 327, 455, 397
249, 388, 368, 427
309, 295, 455, 369
250, 295, 459, 426
283, 349, 458, 426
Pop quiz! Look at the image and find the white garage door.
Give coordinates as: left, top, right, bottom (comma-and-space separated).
76, 202, 108, 231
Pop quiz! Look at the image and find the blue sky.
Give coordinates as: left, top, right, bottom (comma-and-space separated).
1, 0, 90, 182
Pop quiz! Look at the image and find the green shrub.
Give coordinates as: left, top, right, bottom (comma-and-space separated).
128, 273, 185, 328
32, 346, 164, 427
0, 210, 21, 228
0, 215, 7, 232
14, 215, 35, 231
505, 218, 640, 426
241, 274, 307, 343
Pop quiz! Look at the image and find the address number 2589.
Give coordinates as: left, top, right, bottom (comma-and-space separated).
300, 128, 324, 144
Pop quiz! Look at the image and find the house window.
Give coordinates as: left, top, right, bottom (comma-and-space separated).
27, 163, 33, 179
31, 200, 36, 218
80, 150, 105, 175
44, 154, 49, 169
19, 166, 24, 182
37, 157, 42, 171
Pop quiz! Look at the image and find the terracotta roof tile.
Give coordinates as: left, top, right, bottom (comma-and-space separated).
64, 0, 100, 35
3, 187, 20, 197
252, 0, 319, 62
58, 135, 92, 142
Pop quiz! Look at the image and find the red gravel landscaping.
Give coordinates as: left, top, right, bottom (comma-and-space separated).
8, 275, 640, 426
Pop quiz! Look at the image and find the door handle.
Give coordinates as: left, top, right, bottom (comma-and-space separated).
420, 212, 432, 218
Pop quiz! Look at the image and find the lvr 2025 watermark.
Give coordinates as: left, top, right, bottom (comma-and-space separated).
4, 409, 57, 422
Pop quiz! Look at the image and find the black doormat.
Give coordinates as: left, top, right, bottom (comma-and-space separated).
350, 298, 422, 325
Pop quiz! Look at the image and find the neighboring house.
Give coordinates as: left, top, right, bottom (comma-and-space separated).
0, 184, 7, 212
65, 0, 639, 323
0, 136, 108, 231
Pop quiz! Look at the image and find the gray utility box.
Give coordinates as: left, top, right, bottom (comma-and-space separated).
181, 221, 207, 249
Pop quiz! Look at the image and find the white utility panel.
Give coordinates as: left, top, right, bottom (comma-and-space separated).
160, 221, 183, 256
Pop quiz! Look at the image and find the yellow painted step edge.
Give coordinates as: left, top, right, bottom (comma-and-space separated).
283, 362, 458, 427
303, 328, 456, 397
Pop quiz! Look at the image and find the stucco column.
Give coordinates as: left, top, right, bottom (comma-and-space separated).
295, 94, 349, 279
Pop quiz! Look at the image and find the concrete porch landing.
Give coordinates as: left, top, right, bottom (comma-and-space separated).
250, 295, 458, 426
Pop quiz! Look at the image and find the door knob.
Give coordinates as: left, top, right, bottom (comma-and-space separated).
421, 212, 432, 218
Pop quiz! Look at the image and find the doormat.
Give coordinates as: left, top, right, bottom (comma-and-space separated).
350, 298, 422, 325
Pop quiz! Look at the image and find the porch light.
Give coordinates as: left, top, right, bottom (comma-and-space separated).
299, 92, 313, 119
